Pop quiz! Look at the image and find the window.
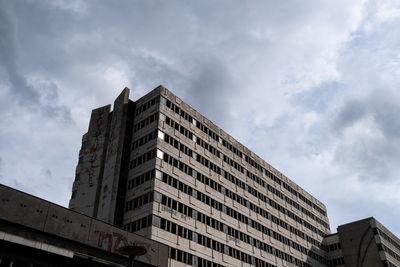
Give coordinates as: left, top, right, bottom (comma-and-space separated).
157, 149, 164, 159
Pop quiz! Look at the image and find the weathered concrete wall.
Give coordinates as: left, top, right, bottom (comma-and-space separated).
0, 184, 168, 267
97, 88, 130, 224
69, 104, 111, 217
337, 218, 382, 267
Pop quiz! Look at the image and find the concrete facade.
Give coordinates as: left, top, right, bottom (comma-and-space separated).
69, 86, 331, 266
324, 218, 400, 267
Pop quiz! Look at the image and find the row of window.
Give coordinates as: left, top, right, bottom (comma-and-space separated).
123, 214, 153, 233
170, 247, 225, 267
163, 114, 195, 141
131, 129, 158, 150
158, 217, 277, 267
383, 260, 399, 267
157, 193, 314, 267
158, 171, 326, 265
196, 137, 221, 158
161, 114, 327, 229
162, 97, 326, 216
329, 257, 344, 266
378, 243, 400, 262
127, 169, 155, 190
129, 149, 156, 169
160, 151, 322, 248
135, 95, 159, 116
125, 191, 154, 211
133, 112, 158, 132
164, 134, 194, 158
375, 227, 400, 252
161, 132, 326, 237
326, 242, 341, 252
223, 154, 244, 172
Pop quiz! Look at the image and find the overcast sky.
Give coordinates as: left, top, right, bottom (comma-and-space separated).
1, 0, 400, 237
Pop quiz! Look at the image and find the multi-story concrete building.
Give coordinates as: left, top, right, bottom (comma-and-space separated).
324, 217, 400, 267
69, 86, 332, 266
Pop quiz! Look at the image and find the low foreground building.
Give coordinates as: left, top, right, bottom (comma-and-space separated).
1, 183, 399, 267
0, 184, 168, 267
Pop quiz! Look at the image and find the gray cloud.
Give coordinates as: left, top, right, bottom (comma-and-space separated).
334, 99, 367, 130
33, 79, 72, 122
184, 55, 237, 129
45, 169, 52, 178
333, 90, 400, 182
335, 91, 400, 138
371, 92, 400, 139
0, 0, 71, 122
0, 0, 40, 105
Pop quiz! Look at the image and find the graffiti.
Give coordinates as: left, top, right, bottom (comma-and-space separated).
90, 143, 99, 154
162, 205, 177, 216
228, 235, 240, 244
97, 117, 103, 129
87, 168, 95, 186
87, 115, 104, 187
95, 231, 155, 262
97, 231, 128, 252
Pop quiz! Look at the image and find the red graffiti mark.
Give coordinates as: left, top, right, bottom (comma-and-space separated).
88, 168, 94, 186
113, 233, 128, 253
88, 168, 94, 176
96, 231, 129, 253
95, 231, 154, 263
96, 118, 103, 129
98, 232, 113, 251
90, 143, 99, 154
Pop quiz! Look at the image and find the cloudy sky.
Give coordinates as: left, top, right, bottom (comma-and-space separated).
1, 0, 400, 236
